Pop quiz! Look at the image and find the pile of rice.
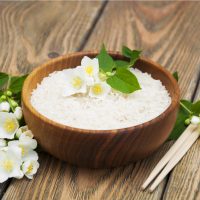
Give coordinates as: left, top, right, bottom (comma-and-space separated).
31, 68, 171, 130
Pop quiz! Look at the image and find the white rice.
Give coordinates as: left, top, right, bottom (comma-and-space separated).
31, 68, 171, 130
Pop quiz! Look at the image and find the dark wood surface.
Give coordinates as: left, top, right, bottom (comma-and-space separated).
0, 1, 200, 200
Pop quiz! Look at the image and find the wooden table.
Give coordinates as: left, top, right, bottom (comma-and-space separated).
0, 1, 200, 200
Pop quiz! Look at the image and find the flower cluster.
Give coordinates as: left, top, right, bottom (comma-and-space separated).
63, 56, 111, 98
0, 92, 39, 183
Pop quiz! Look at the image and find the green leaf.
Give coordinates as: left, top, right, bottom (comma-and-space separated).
191, 100, 200, 115
0, 72, 9, 89
9, 74, 28, 94
173, 71, 179, 82
97, 45, 115, 73
168, 104, 189, 140
122, 46, 134, 58
0, 90, 4, 96
122, 46, 141, 67
115, 60, 130, 69
180, 99, 193, 112
106, 68, 141, 93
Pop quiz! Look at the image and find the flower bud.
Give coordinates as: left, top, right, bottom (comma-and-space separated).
184, 118, 191, 125
5, 90, 12, 97
14, 106, 23, 120
23, 130, 33, 138
191, 116, 200, 125
0, 95, 7, 101
10, 99, 18, 108
0, 101, 10, 112
15, 128, 23, 139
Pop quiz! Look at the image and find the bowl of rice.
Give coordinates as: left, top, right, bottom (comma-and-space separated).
22, 51, 180, 168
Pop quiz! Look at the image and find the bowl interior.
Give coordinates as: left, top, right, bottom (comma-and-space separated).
23, 51, 180, 132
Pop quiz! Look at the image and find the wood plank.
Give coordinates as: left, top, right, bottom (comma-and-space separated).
163, 79, 200, 200
0, 1, 104, 198
2, 145, 172, 200
0, 1, 103, 74
85, 1, 200, 99
2, 1, 200, 200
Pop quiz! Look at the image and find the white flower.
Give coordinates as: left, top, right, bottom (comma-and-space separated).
14, 106, 23, 120
0, 146, 23, 183
16, 125, 33, 139
8, 135, 38, 161
89, 82, 111, 99
22, 160, 39, 179
0, 112, 19, 139
0, 102, 10, 112
63, 66, 87, 96
81, 56, 99, 85
0, 139, 7, 148
191, 116, 200, 125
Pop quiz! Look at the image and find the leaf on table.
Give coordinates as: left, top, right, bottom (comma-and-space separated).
0, 72, 9, 89
180, 99, 193, 111
9, 75, 28, 94
191, 100, 200, 115
168, 104, 189, 140
97, 45, 116, 73
106, 68, 141, 93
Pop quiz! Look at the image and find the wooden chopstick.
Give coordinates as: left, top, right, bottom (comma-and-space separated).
142, 124, 200, 192
142, 124, 197, 190
149, 126, 199, 191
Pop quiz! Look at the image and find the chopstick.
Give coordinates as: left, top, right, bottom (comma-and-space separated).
142, 123, 200, 192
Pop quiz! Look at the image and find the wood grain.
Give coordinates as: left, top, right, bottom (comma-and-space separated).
85, 1, 200, 99
1, 1, 200, 200
0, 1, 103, 74
2, 144, 172, 200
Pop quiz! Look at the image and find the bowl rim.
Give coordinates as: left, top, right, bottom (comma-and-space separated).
22, 51, 180, 135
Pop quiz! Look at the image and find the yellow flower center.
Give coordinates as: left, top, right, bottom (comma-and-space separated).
85, 66, 94, 76
3, 118, 16, 133
27, 163, 33, 174
2, 160, 14, 172
92, 84, 103, 95
71, 77, 83, 89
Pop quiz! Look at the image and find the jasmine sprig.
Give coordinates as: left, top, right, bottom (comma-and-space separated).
97, 45, 141, 94
0, 76, 39, 183
169, 73, 200, 140
0, 73, 27, 103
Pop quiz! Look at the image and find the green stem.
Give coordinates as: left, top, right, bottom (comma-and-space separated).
7, 97, 14, 112
6, 75, 11, 90
180, 101, 193, 115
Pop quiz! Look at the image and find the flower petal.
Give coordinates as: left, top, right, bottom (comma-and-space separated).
0, 169, 9, 183
89, 82, 111, 99
23, 150, 39, 161
81, 56, 92, 67
0, 112, 19, 139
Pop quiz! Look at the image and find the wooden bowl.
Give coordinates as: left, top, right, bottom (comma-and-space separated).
22, 51, 180, 168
